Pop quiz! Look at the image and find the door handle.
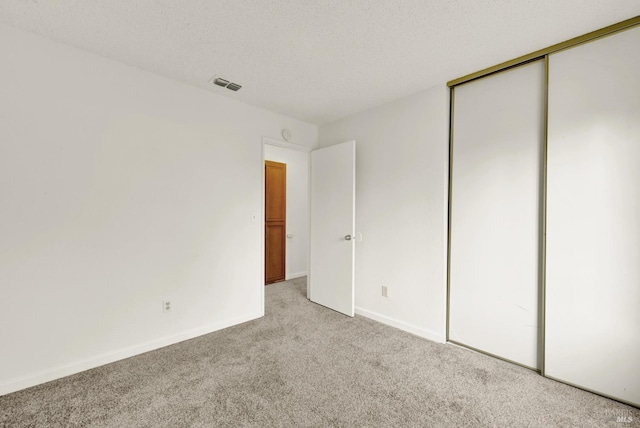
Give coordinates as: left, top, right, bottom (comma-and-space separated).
345, 233, 362, 242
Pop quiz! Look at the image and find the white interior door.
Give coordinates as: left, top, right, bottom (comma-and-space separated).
309, 140, 356, 316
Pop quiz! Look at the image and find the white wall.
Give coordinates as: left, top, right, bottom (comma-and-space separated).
0, 24, 317, 395
318, 85, 449, 342
264, 144, 309, 280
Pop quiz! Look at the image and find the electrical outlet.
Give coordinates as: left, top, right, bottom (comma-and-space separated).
382, 286, 388, 297
163, 300, 171, 313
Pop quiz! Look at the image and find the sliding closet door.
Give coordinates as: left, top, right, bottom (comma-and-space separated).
449, 60, 545, 369
546, 26, 640, 406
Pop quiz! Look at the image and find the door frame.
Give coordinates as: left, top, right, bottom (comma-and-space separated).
261, 137, 312, 313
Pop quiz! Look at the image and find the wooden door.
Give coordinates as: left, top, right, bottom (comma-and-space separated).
265, 160, 286, 284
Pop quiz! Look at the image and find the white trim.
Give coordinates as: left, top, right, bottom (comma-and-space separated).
0, 312, 261, 396
285, 271, 307, 280
262, 136, 311, 152
306, 145, 312, 300
443, 88, 451, 340
260, 142, 266, 314
355, 306, 446, 343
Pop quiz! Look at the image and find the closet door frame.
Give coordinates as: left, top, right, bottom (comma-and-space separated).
445, 15, 640, 404
447, 16, 639, 88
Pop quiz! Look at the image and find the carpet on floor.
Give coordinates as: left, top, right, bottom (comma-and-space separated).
1, 277, 637, 427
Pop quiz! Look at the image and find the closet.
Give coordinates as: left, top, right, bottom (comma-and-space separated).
447, 19, 639, 406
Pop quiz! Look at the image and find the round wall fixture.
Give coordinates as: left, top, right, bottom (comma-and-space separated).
281, 129, 292, 141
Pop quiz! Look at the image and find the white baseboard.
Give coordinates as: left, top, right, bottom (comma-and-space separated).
355, 306, 445, 343
0, 311, 262, 396
285, 271, 307, 280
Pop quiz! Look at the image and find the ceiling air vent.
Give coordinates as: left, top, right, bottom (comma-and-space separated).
213, 78, 229, 87
212, 76, 242, 91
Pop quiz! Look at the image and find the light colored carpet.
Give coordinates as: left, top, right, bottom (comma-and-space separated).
1, 277, 637, 427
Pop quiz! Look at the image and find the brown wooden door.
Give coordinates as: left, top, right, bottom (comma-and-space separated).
265, 160, 286, 284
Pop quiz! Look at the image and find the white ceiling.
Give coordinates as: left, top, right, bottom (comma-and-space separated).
1, 1, 638, 125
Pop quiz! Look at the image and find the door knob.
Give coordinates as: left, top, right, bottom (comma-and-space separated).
344, 234, 353, 241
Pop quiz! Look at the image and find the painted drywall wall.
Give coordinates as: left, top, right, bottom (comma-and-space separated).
0, 24, 317, 395
264, 145, 309, 280
318, 85, 449, 342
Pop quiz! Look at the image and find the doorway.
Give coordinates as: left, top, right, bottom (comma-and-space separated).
261, 138, 357, 317
262, 139, 311, 295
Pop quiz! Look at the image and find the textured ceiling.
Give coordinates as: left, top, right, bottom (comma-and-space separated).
1, 1, 639, 124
